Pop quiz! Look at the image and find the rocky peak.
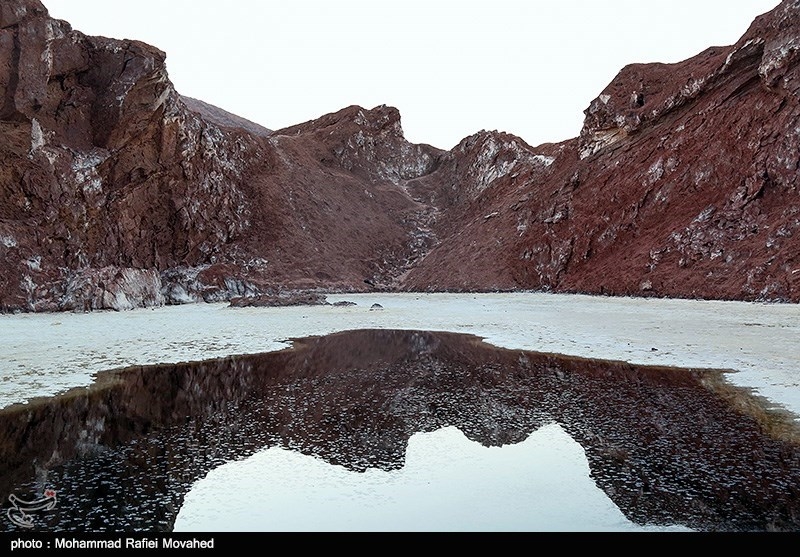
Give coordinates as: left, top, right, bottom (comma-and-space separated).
274, 104, 443, 185
275, 104, 402, 138
579, 1, 800, 160
451, 130, 557, 190
747, 0, 800, 94
406, 130, 560, 213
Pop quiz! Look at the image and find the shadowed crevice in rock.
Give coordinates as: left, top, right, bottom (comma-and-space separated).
0, 329, 798, 532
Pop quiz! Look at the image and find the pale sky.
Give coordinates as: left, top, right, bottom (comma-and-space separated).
44, 0, 782, 150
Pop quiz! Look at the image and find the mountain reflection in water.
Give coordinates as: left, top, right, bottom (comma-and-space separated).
0, 329, 798, 532
175, 423, 674, 532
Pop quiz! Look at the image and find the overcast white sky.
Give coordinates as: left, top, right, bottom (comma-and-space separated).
45, 0, 781, 150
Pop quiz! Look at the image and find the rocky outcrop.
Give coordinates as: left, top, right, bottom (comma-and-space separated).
0, 0, 444, 312
58, 267, 164, 312
1, 0, 798, 311
228, 291, 329, 308
403, 1, 800, 302
0, 0, 262, 311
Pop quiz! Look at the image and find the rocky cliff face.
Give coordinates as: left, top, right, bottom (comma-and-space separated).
0, 0, 798, 311
403, 2, 800, 302
0, 0, 443, 311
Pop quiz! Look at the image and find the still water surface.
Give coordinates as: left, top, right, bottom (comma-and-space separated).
1, 329, 798, 532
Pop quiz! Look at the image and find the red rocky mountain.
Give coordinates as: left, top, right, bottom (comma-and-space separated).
1, 0, 798, 311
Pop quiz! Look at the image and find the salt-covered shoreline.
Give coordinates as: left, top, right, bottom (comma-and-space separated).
1, 292, 798, 420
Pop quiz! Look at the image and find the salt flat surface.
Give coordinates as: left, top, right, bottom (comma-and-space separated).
1, 292, 798, 419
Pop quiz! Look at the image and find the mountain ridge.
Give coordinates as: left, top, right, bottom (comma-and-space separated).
0, 0, 798, 311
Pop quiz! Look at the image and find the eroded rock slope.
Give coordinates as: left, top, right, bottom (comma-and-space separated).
403, 3, 800, 301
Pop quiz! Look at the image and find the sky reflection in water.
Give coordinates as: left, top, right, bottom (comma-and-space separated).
176, 424, 689, 532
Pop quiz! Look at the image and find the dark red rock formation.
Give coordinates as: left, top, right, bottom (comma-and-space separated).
0, 0, 443, 312
0, 0, 798, 311
404, 2, 800, 302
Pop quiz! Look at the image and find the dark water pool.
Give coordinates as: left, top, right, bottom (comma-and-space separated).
1, 329, 798, 532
